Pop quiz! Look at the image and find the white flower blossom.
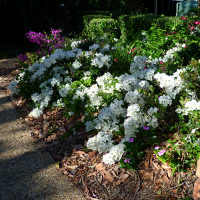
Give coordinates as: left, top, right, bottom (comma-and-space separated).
29, 108, 43, 118
72, 60, 82, 70
158, 95, 172, 107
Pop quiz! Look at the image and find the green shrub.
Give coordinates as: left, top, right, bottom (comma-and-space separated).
119, 14, 154, 42
83, 15, 111, 29
85, 18, 120, 40
76, 11, 110, 31
119, 14, 179, 43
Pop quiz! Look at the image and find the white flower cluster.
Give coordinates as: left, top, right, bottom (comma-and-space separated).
89, 44, 100, 51
86, 94, 159, 165
151, 43, 186, 64
87, 131, 114, 153
158, 95, 172, 107
25, 43, 116, 118
86, 46, 188, 165
84, 72, 120, 108
8, 81, 19, 95
28, 49, 76, 82
72, 60, 82, 70
29, 107, 43, 118
102, 143, 125, 165
73, 84, 86, 101
86, 100, 126, 164
91, 53, 112, 68
71, 40, 82, 49
86, 56, 161, 165
100, 44, 110, 53
84, 51, 93, 58
53, 98, 65, 108
154, 69, 185, 107
176, 99, 200, 115
130, 56, 148, 72
29, 86, 53, 117
59, 83, 71, 98
17, 71, 26, 81
184, 99, 200, 113
154, 69, 184, 99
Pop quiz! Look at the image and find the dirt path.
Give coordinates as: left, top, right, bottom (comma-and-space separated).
0, 58, 85, 200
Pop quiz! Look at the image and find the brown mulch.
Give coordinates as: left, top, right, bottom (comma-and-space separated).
0, 58, 196, 200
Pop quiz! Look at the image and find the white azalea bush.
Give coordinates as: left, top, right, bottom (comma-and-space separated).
9, 17, 200, 171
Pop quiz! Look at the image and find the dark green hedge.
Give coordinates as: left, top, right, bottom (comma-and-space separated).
76, 10, 110, 31
83, 15, 111, 29
82, 14, 178, 42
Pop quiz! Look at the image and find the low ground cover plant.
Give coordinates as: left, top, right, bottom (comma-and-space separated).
9, 15, 200, 173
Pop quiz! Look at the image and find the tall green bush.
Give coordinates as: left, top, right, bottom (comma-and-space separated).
119, 15, 179, 43
83, 15, 111, 29
85, 18, 120, 40
76, 11, 110, 31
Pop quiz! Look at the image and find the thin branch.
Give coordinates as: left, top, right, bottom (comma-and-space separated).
133, 170, 141, 200
94, 176, 110, 199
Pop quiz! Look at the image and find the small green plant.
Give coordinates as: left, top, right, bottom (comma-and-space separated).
120, 126, 158, 169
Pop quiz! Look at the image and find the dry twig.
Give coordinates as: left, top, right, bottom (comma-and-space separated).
133, 170, 141, 200
94, 176, 110, 199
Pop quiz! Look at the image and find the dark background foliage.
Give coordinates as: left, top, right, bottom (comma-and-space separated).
0, 0, 60, 45
0, 0, 171, 49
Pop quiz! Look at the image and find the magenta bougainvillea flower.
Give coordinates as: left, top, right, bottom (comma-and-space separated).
161, 67, 166, 71
158, 149, 166, 156
194, 21, 200, 25
26, 28, 65, 52
124, 158, 131, 163
181, 16, 187, 20
129, 138, 134, 143
19, 54, 28, 62
143, 126, 150, 130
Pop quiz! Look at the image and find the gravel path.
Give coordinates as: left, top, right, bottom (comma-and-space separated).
0, 59, 86, 200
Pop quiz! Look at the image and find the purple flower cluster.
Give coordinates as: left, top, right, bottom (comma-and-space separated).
154, 146, 166, 156
129, 137, 134, 143
158, 149, 166, 156
26, 28, 65, 51
124, 158, 131, 163
19, 53, 28, 62
143, 126, 150, 130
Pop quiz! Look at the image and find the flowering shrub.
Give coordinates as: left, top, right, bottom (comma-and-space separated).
10, 16, 200, 171
26, 28, 66, 52
18, 28, 67, 67
135, 16, 200, 71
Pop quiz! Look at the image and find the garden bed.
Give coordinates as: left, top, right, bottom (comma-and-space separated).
2, 76, 196, 199
5, 14, 200, 200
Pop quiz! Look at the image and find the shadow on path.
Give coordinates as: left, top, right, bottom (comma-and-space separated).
0, 86, 85, 200
0, 96, 10, 105
0, 107, 19, 125
0, 147, 55, 200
